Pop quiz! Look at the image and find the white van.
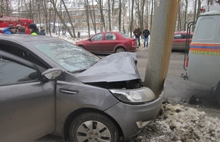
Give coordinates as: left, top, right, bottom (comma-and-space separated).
185, 11, 220, 103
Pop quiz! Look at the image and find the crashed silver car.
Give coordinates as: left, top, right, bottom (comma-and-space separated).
0, 35, 164, 142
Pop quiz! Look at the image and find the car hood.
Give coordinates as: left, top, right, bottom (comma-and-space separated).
76, 39, 88, 44
75, 52, 140, 83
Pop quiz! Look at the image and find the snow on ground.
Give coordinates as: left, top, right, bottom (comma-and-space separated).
133, 103, 220, 142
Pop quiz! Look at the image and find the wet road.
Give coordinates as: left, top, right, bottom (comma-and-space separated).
136, 47, 220, 118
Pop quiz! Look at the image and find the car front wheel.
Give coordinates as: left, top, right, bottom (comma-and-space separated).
69, 112, 120, 142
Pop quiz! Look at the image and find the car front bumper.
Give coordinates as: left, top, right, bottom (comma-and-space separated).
104, 88, 165, 141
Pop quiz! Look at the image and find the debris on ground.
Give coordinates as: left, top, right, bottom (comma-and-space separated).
133, 103, 220, 142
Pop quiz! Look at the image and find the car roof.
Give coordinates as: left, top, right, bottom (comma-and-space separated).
201, 10, 220, 16
174, 31, 193, 34
96, 31, 120, 34
0, 34, 58, 43
0, 34, 64, 50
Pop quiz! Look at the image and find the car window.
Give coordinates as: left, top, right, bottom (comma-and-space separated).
28, 40, 100, 73
105, 33, 116, 40
195, 18, 215, 40
0, 43, 48, 69
174, 34, 182, 39
0, 58, 38, 86
91, 34, 103, 41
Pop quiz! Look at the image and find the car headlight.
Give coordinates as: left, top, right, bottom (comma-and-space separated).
110, 87, 156, 104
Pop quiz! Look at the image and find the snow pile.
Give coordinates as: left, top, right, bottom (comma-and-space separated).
58, 36, 78, 44
134, 103, 220, 142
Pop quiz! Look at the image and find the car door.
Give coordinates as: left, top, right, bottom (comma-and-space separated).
179, 34, 187, 50
173, 34, 183, 50
87, 33, 103, 52
0, 51, 55, 142
102, 33, 118, 53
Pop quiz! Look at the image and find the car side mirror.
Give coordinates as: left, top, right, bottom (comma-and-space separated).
88, 38, 91, 41
42, 68, 63, 80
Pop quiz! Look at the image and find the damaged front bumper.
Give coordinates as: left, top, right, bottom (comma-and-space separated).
104, 86, 165, 141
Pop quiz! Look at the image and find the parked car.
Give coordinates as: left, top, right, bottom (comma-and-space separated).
172, 31, 193, 51
76, 31, 138, 54
0, 35, 164, 142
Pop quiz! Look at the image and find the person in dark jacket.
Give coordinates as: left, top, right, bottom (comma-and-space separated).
39, 27, 46, 35
133, 27, 142, 47
16, 26, 26, 34
143, 27, 150, 47
28, 23, 39, 36
3, 24, 16, 34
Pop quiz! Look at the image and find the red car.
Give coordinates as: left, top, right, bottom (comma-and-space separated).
76, 31, 138, 54
172, 31, 193, 51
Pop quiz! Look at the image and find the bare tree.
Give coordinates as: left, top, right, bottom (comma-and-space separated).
197, 0, 201, 19
177, 3, 181, 31
140, 0, 146, 30
107, 0, 111, 31
184, 0, 188, 31
96, 0, 105, 31
122, 0, 126, 33
89, 0, 97, 34
193, 0, 197, 22
119, 0, 122, 32
129, 0, 134, 37
61, 0, 76, 37
50, 0, 74, 37
150, 0, 154, 30
84, 0, 90, 37
0, 0, 3, 16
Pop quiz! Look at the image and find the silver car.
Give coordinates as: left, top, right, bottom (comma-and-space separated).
0, 35, 164, 142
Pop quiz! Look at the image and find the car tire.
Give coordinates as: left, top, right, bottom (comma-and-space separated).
79, 45, 85, 49
69, 112, 120, 142
115, 47, 125, 53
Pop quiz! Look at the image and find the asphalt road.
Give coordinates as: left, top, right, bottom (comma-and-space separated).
136, 47, 220, 117
35, 47, 220, 141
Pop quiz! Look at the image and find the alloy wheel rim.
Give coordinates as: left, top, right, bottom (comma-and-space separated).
76, 120, 111, 142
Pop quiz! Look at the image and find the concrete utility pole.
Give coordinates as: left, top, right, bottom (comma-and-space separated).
144, 0, 181, 96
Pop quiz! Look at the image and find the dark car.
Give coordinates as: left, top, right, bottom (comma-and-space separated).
0, 34, 164, 142
172, 31, 193, 51
76, 31, 138, 54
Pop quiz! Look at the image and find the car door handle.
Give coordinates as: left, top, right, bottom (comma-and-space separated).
60, 89, 79, 95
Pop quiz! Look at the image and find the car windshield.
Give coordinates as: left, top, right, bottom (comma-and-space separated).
119, 32, 129, 38
30, 39, 100, 72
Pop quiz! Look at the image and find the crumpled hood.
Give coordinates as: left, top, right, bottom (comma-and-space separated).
76, 52, 140, 83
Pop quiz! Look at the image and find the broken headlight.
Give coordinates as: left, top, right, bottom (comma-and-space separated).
110, 87, 156, 104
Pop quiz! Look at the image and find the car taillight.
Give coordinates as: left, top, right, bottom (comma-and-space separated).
185, 56, 189, 67
131, 39, 135, 46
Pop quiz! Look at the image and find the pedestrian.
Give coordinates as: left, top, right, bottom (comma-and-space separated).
28, 23, 39, 36
77, 31, 80, 38
2, 24, 16, 34
16, 26, 26, 34
143, 27, 150, 47
16, 24, 21, 29
133, 27, 142, 47
39, 27, 46, 35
